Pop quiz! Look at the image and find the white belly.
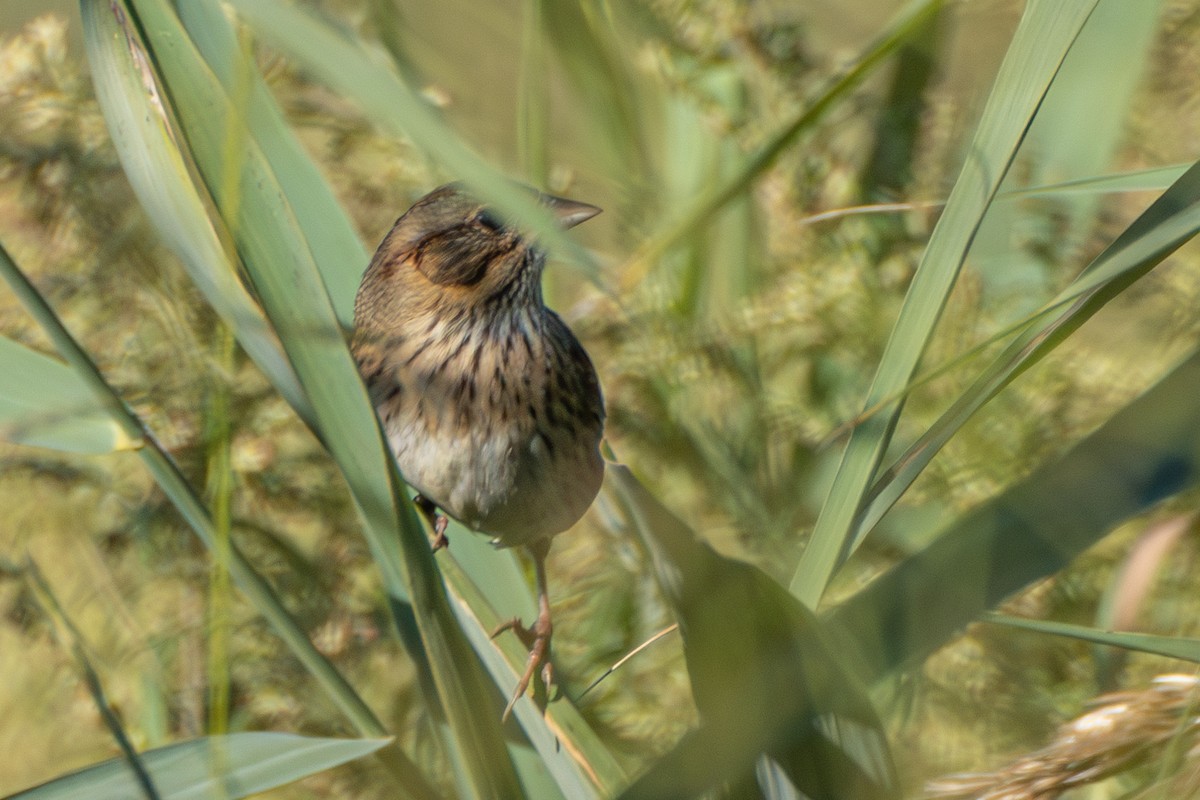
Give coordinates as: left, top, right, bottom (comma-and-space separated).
384, 412, 602, 547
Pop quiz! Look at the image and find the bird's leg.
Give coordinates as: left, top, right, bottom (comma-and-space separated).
492, 538, 553, 720
413, 494, 449, 551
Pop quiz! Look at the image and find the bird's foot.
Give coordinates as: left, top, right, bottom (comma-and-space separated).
413, 494, 450, 551
429, 513, 449, 551
492, 608, 553, 721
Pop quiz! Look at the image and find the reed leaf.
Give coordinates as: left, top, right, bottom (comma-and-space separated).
6, 733, 390, 800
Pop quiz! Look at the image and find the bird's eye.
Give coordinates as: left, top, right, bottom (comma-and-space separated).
475, 210, 504, 232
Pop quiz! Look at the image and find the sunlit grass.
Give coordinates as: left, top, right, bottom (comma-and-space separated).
3, 2, 1200, 798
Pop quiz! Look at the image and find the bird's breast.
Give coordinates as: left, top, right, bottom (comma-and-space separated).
369, 308, 604, 545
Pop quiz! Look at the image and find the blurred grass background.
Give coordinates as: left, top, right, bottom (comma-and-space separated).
3, 0, 1200, 797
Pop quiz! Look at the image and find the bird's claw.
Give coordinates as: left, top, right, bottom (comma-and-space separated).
493, 611, 553, 721
491, 616, 536, 648
429, 514, 449, 551
413, 494, 450, 551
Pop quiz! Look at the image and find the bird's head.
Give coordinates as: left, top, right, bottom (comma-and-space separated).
355, 183, 600, 321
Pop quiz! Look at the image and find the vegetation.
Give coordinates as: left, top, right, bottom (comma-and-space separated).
3, 0, 1200, 797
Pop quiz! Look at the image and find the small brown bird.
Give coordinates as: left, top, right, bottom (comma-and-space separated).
352, 183, 605, 717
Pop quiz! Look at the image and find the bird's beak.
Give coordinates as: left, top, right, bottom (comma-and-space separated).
540, 193, 602, 229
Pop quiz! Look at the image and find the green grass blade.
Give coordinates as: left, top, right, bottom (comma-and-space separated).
203, 326, 236, 739
796, 163, 1189, 229
366, 0, 423, 85
858, 6, 944, 205
790, 0, 1101, 607
405, 521, 625, 797
0, 337, 125, 454
439, 519, 536, 622
657, 64, 765, 319
517, 0, 550, 188
109, 0, 524, 792
856, 158, 1200, 539
982, 613, 1200, 663
1002, 163, 1189, 199
824, 346, 1200, 684
7, 733, 390, 800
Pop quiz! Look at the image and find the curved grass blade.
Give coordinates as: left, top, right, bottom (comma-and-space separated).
856, 157, 1200, 541
791, 0, 1101, 608
5, 733, 390, 800
0, 238, 440, 800
109, 0, 524, 792
825, 346, 1200, 684
80, 0, 310, 425
793, 163, 1190, 231
0, 337, 125, 454
982, 613, 1200, 664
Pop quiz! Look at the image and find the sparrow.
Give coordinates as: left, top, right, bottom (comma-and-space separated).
352, 183, 605, 717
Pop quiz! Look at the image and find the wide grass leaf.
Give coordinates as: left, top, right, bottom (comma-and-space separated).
5, 733, 389, 800
439, 554, 627, 799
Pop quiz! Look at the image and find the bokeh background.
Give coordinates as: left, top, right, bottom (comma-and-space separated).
3, 1, 1200, 797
